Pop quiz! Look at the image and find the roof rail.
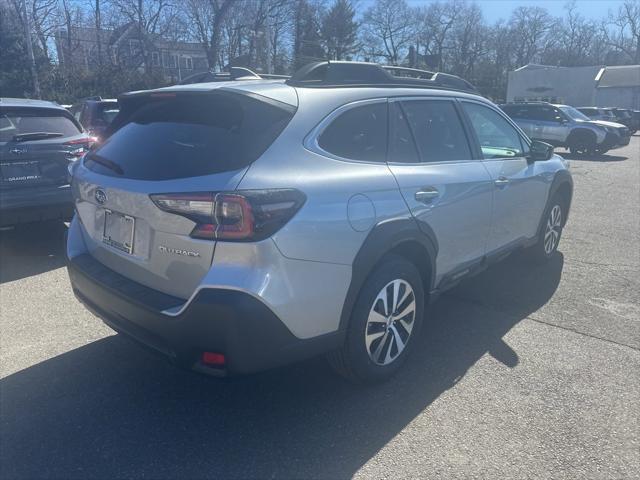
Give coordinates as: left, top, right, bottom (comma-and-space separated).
178, 67, 290, 85
285, 61, 478, 93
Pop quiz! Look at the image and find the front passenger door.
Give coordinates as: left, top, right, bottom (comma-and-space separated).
460, 101, 548, 253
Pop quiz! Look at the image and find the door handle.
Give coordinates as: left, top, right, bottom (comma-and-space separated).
415, 188, 439, 204
494, 176, 509, 187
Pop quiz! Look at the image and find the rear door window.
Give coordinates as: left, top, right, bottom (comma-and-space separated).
84, 92, 294, 180
388, 102, 419, 163
401, 100, 472, 162
318, 102, 387, 162
0, 109, 81, 142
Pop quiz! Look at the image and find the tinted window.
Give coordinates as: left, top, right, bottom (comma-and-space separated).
0, 108, 81, 142
97, 102, 119, 124
537, 106, 564, 122
388, 102, 419, 163
85, 93, 294, 180
462, 102, 525, 159
318, 103, 387, 162
402, 100, 471, 162
501, 104, 531, 119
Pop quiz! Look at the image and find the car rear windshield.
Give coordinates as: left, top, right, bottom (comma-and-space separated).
84, 92, 294, 180
0, 108, 81, 143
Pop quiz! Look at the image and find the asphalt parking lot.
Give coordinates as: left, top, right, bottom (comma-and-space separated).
1, 138, 639, 479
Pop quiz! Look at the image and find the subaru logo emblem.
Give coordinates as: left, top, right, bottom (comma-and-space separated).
95, 188, 107, 205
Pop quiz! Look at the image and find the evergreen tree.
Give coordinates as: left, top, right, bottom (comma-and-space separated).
293, 0, 325, 70
322, 0, 358, 60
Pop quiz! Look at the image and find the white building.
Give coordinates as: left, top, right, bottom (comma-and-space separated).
507, 64, 640, 109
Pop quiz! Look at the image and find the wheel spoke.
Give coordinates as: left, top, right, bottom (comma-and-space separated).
368, 310, 387, 325
389, 325, 405, 354
375, 289, 389, 317
373, 332, 390, 363
365, 330, 386, 351
395, 284, 411, 314
399, 317, 414, 335
394, 297, 415, 321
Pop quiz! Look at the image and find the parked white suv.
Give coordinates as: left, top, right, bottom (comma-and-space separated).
66, 62, 573, 382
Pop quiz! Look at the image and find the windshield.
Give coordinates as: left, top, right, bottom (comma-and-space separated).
0, 108, 81, 143
558, 106, 590, 121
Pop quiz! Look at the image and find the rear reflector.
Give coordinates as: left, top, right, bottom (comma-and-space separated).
202, 352, 226, 366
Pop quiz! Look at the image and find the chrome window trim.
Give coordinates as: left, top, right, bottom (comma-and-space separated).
304, 97, 388, 164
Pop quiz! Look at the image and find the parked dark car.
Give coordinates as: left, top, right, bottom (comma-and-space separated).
630, 110, 640, 133
577, 107, 617, 122
68, 97, 119, 141
609, 108, 637, 134
0, 98, 92, 227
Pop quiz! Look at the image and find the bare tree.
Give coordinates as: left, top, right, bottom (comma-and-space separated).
112, 0, 178, 72
361, 0, 417, 65
604, 0, 640, 63
417, 0, 460, 70
509, 6, 553, 67
186, 0, 234, 70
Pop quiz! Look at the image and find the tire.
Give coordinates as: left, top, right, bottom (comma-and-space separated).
568, 130, 597, 157
327, 255, 425, 383
526, 193, 566, 263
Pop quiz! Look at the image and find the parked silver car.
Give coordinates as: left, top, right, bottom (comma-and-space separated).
66, 62, 573, 382
501, 102, 630, 155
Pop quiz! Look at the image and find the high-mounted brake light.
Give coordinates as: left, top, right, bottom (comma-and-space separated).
150, 189, 305, 242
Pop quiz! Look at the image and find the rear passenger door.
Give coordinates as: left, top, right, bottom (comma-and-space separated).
460, 100, 548, 253
536, 105, 570, 145
386, 98, 494, 284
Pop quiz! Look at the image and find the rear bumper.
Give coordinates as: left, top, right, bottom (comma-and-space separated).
67, 252, 342, 376
0, 184, 72, 227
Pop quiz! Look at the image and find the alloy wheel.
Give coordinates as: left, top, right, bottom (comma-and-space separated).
365, 279, 416, 366
544, 204, 562, 254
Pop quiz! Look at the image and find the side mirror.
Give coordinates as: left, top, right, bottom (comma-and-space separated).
528, 140, 554, 162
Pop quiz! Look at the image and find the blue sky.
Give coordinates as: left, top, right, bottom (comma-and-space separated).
358, 0, 624, 22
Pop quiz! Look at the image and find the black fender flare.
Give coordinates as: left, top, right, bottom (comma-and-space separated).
535, 170, 573, 239
338, 217, 438, 333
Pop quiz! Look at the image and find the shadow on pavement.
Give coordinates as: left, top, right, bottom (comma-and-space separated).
0, 222, 67, 283
0, 253, 564, 479
558, 151, 628, 162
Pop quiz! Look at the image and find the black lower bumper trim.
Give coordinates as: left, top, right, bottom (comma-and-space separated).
67, 253, 343, 375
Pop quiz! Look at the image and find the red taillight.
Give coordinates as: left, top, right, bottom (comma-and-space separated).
150, 189, 305, 242
64, 136, 95, 158
201, 352, 225, 366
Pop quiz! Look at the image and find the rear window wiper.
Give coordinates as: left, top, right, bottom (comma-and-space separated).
12, 132, 64, 142
86, 154, 124, 175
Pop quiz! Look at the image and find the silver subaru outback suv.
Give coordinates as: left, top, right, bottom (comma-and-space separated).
66, 62, 573, 382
